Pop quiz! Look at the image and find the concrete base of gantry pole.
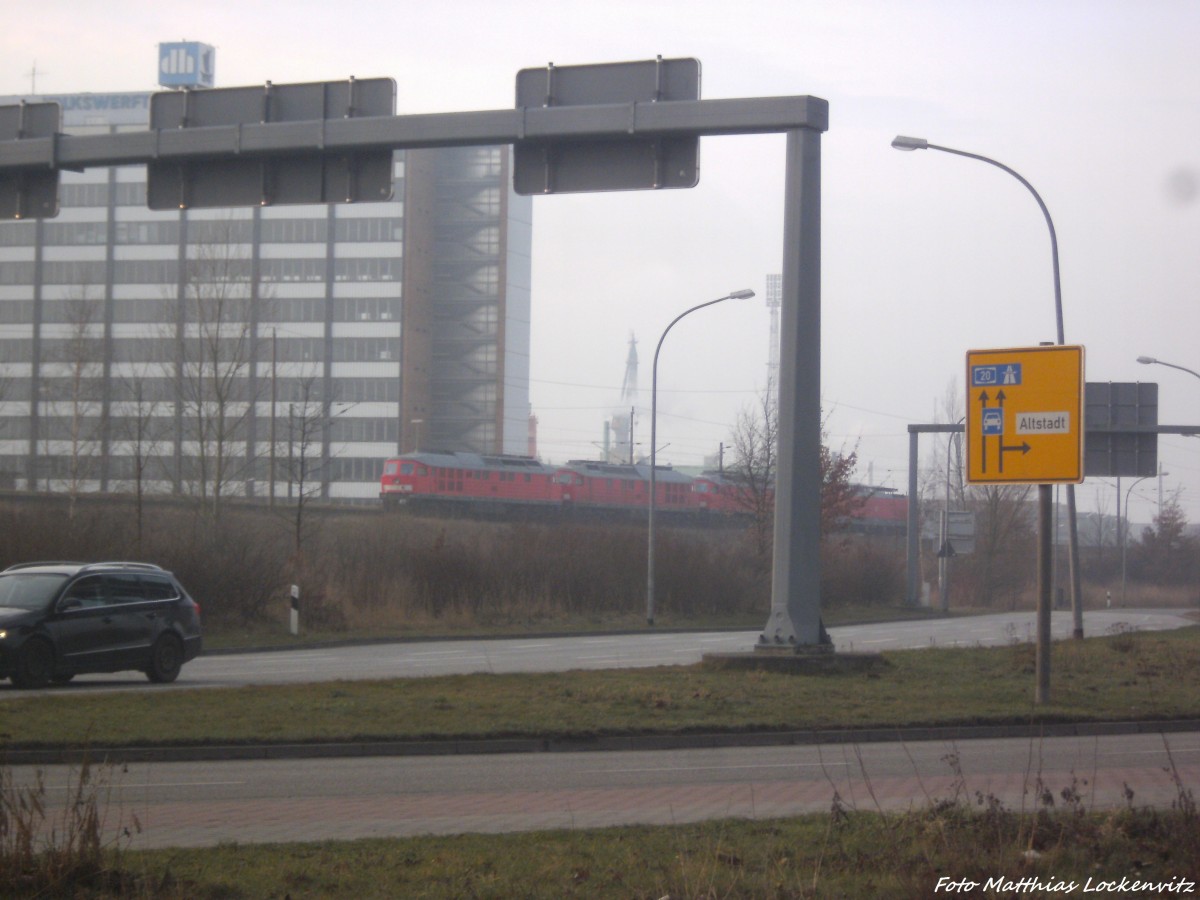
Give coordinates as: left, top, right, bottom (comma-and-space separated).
757, 606, 833, 650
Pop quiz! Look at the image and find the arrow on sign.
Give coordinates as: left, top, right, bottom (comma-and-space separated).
999, 440, 1032, 471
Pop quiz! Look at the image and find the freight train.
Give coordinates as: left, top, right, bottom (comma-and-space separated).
379, 450, 907, 532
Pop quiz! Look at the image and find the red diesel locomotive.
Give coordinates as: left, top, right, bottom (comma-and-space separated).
381, 451, 707, 519
379, 451, 908, 531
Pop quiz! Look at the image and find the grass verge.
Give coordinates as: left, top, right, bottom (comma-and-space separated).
8, 805, 1200, 898
4, 626, 1199, 750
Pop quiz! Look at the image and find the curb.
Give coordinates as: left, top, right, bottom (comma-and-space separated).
6, 719, 1200, 767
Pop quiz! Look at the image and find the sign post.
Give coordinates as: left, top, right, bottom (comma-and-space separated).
966, 344, 1084, 704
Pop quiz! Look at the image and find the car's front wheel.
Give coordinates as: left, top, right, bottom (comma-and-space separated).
11, 639, 55, 689
145, 633, 184, 683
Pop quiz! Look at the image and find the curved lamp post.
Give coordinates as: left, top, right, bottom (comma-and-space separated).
891, 136, 1064, 343
1121, 472, 1166, 605
1137, 357, 1198, 570
647, 288, 755, 625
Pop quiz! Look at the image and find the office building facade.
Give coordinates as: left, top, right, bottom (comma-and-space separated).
0, 91, 532, 501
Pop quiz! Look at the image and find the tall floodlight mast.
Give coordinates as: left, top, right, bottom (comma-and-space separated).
765, 273, 782, 399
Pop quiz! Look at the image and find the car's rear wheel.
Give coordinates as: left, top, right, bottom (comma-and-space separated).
51, 672, 76, 684
11, 639, 55, 689
145, 633, 184, 683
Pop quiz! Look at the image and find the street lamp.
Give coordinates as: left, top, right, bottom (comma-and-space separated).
892, 134, 1086, 653
1121, 472, 1166, 605
1137, 355, 1200, 382
647, 288, 755, 625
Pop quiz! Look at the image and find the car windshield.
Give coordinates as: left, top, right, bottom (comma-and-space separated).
0, 573, 70, 611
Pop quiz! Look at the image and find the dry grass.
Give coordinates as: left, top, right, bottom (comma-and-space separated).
0, 756, 141, 897
4, 749, 1197, 898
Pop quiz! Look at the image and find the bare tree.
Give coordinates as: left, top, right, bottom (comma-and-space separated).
725, 382, 863, 556
918, 380, 1041, 608
279, 371, 331, 555
112, 361, 173, 550
174, 219, 266, 521
726, 382, 777, 556
1086, 488, 1118, 576
961, 484, 1036, 608
41, 290, 105, 517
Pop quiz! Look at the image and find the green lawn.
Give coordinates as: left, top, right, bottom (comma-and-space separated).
4, 626, 1198, 751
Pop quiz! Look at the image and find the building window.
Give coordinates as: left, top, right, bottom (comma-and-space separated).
114, 183, 148, 206
0, 300, 34, 323
330, 418, 399, 442
333, 338, 400, 362
41, 260, 108, 284
0, 340, 33, 362
115, 220, 181, 244
113, 297, 173, 323
332, 378, 400, 403
333, 258, 400, 282
260, 258, 326, 282
0, 221, 36, 246
270, 298, 326, 322
327, 458, 385, 482
187, 220, 253, 245
43, 222, 108, 245
0, 262, 35, 285
112, 259, 180, 284
333, 217, 402, 242
333, 296, 399, 322
60, 184, 109, 207
260, 219, 328, 243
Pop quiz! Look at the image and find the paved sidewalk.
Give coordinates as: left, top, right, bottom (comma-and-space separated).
56, 733, 1200, 849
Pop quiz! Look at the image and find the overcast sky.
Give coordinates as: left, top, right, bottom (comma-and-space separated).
3, 0, 1198, 526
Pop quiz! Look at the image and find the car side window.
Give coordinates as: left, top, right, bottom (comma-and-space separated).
140, 575, 179, 602
61, 575, 108, 609
104, 574, 147, 606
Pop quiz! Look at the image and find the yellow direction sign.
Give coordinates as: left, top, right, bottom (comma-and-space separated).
965, 345, 1085, 485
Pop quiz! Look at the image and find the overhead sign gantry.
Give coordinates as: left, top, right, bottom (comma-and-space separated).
0, 58, 830, 649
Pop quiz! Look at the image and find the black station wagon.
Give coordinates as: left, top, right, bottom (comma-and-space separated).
0, 562, 202, 689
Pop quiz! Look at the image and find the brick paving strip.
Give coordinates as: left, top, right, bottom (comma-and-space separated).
79, 760, 1200, 849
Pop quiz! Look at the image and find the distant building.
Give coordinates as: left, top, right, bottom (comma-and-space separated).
0, 89, 531, 501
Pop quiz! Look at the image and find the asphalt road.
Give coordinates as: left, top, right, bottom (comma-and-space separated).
9, 730, 1199, 848
2, 606, 1191, 694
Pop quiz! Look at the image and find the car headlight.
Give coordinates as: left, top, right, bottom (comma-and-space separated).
0, 630, 7, 640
